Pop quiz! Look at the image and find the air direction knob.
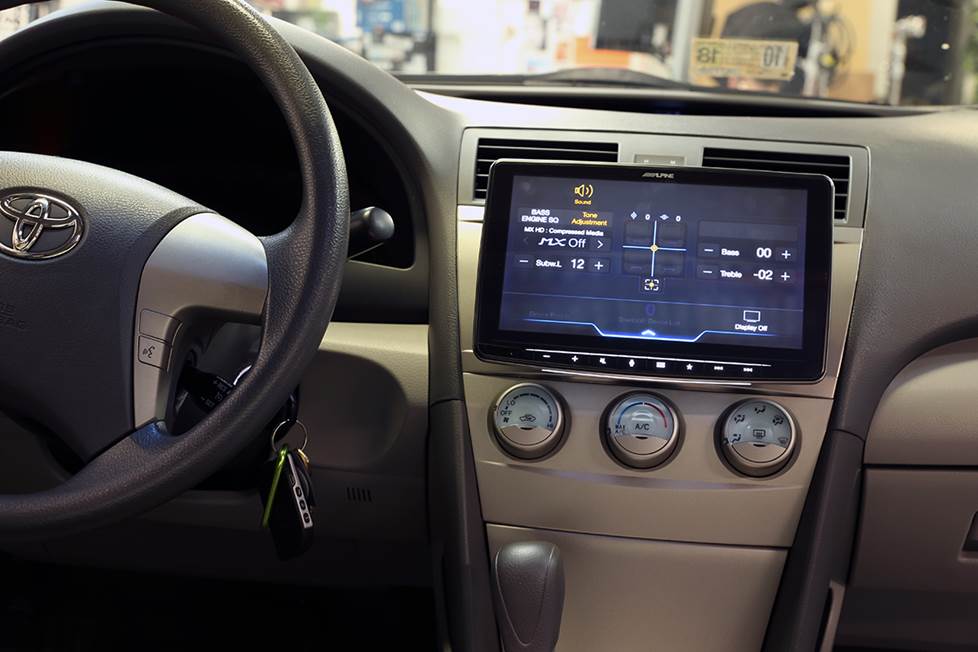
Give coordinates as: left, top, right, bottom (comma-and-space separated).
718, 399, 797, 477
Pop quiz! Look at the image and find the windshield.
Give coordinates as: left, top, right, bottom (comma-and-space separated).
4, 0, 976, 105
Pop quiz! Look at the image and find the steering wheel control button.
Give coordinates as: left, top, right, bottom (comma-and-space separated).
137, 335, 170, 370
138, 309, 181, 343
491, 383, 565, 460
718, 399, 797, 477
604, 393, 680, 469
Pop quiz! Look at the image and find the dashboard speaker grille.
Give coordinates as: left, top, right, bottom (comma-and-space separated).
702, 147, 852, 222
475, 138, 618, 200
346, 486, 373, 503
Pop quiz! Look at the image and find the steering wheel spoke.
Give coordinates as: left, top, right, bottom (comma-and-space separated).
133, 213, 268, 427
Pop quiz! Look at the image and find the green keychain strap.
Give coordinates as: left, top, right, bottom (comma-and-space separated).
261, 445, 290, 529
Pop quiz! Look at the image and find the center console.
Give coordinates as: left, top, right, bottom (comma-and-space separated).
457, 131, 865, 651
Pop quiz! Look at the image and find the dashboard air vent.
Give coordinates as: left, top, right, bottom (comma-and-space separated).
702, 148, 852, 222
475, 138, 618, 200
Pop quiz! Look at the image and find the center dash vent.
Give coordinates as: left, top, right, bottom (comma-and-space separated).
474, 138, 618, 200
702, 148, 852, 222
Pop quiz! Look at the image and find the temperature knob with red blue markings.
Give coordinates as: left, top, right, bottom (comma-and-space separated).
604, 393, 681, 469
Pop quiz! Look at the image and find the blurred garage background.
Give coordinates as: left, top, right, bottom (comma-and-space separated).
1, 0, 976, 105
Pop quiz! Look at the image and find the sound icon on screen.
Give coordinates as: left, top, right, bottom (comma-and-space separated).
573, 183, 594, 199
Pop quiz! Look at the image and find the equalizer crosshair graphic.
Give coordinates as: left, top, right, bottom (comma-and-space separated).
622, 215, 688, 279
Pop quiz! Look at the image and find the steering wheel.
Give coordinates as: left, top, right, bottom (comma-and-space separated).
0, 0, 348, 539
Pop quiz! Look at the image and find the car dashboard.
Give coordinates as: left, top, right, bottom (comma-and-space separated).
1, 3, 977, 651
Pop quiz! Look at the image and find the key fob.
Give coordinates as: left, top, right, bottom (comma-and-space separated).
264, 451, 314, 560
292, 450, 317, 508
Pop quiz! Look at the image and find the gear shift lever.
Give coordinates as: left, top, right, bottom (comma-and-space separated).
492, 541, 565, 652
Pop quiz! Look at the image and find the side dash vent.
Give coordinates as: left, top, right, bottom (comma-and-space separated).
702, 147, 852, 223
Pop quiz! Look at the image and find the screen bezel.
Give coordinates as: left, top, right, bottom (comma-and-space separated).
474, 161, 834, 381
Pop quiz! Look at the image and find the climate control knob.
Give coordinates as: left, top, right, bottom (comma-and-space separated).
604, 393, 680, 469
491, 383, 566, 459
718, 399, 797, 477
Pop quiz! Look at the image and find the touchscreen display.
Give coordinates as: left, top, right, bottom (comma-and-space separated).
501, 175, 807, 348
475, 162, 833, 380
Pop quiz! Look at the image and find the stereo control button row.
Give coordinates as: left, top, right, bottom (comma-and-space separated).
527, 349, 769, 379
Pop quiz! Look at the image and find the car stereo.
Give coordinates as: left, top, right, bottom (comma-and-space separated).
474, 161, 833, 381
